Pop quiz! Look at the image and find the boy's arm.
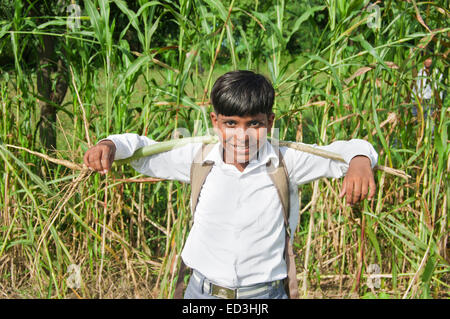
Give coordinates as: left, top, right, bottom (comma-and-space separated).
83, 139, 116, 174
83, 133, 151, 174
284, 139, 378, 205
339, 155, 376, 205
83, 133, 201, 182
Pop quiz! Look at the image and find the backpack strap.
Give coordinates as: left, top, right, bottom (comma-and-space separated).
267, 157, 290, 236
190, 144, 216, 217
174, 143, 215, 298
267, 152, 299, 299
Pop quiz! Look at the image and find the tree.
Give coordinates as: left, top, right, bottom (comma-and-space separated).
31, 1, 69, 152
0, 0, 69, 152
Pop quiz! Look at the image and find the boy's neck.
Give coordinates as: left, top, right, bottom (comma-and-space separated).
231, 161, 249, 172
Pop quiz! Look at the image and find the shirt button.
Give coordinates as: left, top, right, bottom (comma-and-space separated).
236, 196, 242, 209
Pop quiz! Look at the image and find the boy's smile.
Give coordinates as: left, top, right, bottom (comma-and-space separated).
210, 112, 275, 171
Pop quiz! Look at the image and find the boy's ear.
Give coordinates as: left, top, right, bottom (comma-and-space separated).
210, 112, 218, 127
268, 113, 275, 128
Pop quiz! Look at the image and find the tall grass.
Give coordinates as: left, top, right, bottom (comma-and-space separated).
0, 0, 448, 298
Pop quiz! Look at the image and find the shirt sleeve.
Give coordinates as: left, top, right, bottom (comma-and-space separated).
104, 133, 202, 183
282, 139, 378, 186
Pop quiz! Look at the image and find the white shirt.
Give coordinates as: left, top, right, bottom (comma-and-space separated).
412, 67, 443, 100
107, 133, 378, 288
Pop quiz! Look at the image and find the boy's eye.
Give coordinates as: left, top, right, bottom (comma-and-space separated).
249, 121, 261, 127
225, 121, 236, 126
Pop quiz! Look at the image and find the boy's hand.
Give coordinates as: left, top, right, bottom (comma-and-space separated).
339, 155, 376, 205
83, 139, 116, 174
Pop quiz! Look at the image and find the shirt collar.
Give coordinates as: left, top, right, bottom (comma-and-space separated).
202, 140, 280, 172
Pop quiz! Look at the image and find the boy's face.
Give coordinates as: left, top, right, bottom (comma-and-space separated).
210, 112, 275, 165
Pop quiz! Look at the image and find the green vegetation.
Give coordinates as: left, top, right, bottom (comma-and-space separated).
0, 0, 448, 298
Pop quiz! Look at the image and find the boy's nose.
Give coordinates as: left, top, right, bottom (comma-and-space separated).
234, 128, 249, 143
224, 128, 247, 144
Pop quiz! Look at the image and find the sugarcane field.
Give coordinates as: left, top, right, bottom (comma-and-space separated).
0, 0, 449, 300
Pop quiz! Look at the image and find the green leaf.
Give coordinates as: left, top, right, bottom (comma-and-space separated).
85, 0, 103, 44
0, 144, 53, 196
307, 54, 344, 107
113, 54, 151, 101
6, 239, 33, 250
112, 0, 145, 45
36, 19, 67, 29
361, 292, 377, 299
287, 6, 326, 41
421, 253, 436, 285
202, 0, 228, 22
378, 292, 392, 299
0, 22, 12, 39
365, 222, 382, 266
351, 34, 395, 78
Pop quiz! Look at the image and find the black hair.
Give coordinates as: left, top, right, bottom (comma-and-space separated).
210, 70, 275, 116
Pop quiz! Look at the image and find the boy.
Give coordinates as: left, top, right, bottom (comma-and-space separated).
84, 70, 378, 299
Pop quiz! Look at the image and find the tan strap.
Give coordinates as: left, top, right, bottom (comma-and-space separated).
285, 235, 299, 299
267, 152, 299, 299
190, 143, 216, 215
174, 143, 215, 299
267, 157, 291, 236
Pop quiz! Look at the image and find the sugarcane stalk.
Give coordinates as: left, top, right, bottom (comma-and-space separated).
113, 135, 219, 166
276, 140, 346, 162
275, 140, 410, 180
113, 136, 410, 180
4, 136, 410, 180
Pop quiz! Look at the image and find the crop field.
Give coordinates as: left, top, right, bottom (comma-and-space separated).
0, 0, 448, 299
